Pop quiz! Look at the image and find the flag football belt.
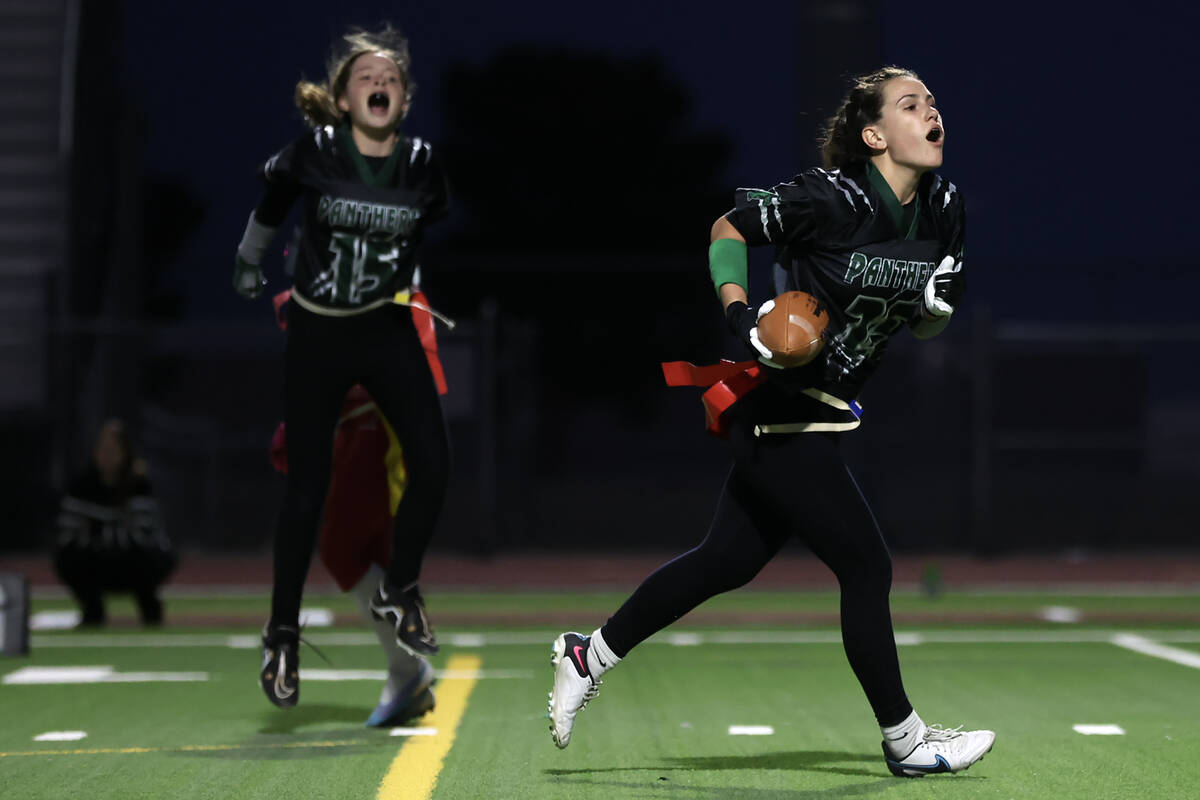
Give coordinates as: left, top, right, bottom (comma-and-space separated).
661, 360, 862, 438
286, 287, 457, 329
273, 288, 451, 395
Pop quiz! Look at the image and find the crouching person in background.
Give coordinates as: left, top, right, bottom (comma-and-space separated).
54, 418, 176, 627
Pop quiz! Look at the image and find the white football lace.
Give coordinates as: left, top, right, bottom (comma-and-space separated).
579, 679, 602, 710
924, 724, 964, 742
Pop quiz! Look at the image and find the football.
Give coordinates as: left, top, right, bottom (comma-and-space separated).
756, 291, 828, 367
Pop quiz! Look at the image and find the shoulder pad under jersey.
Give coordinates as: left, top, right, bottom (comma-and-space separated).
405, 136, 433, 167
808, 167, 875, 217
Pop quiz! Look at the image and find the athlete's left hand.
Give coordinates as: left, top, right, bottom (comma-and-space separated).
922, 256, 965, 317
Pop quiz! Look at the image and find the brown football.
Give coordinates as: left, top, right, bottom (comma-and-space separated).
756, 291, 828, 367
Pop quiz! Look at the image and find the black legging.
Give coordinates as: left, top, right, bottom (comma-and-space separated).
270, 301, 450, 627
600, 410, 912, 726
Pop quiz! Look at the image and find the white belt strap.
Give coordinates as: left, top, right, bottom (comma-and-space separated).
290, 288, 456, 329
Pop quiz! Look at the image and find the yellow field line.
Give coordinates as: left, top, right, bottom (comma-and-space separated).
377, 653, 481, 800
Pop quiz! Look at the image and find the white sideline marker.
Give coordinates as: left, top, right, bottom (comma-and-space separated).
1073, 724, 1125, 736
34, 731, 87, 742
30, 611, 82, 630
389, 727, 437, 737
1040, 606, 1083, 623
298, 607, 334, 627
729, 725, 774, 736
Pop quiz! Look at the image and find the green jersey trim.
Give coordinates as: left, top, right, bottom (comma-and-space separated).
865, 162, 920, 240
336, 122, 403, 188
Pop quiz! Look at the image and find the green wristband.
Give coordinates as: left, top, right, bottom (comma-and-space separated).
708, 238, 748, 297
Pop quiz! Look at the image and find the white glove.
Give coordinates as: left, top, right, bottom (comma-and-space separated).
751, 299, 786, 369
922, 255, 965, 317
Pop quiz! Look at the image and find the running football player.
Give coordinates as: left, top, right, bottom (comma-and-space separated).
233, 24, 451, 708
548, 67, 994, 778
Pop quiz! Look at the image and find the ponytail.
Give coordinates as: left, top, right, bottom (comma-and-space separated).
294, 81, 341, 128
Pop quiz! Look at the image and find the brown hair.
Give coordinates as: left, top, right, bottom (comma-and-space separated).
294, 24, 415, 128
819, 66, 920, 170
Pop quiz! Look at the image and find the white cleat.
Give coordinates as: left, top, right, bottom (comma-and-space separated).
884, 725, 996, 777
548, 632, 600, 749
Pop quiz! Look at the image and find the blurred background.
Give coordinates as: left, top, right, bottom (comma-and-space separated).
2, 0, 1198, 562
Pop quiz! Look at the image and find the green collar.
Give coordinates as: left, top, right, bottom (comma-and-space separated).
865, 162, 920, 240
337, 121, 403, 188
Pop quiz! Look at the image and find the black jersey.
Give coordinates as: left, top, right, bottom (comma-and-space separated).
725, 161, 965, 427
258, 123, 450, 310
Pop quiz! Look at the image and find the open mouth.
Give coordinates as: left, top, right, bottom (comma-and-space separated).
926, 127, 942, 143
368, 92, 390, 113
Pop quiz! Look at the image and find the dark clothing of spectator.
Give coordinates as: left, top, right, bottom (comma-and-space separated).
54, 466, 175, 625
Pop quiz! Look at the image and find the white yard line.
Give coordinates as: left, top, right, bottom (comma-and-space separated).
1110, 633, 1200, 669
27, 628, 1200, 649
4, 666, 207, 684
300, 668, 532, 681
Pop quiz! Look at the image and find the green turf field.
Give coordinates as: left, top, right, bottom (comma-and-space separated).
3, 588, 1198, 799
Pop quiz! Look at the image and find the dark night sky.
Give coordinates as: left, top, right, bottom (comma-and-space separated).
123, 0, 1200, 323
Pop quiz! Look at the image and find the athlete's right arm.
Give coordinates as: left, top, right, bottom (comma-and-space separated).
711, 217, 748, 310
234, 136, 311, 299
232, 183, 301, 300
711, 216, 772, 361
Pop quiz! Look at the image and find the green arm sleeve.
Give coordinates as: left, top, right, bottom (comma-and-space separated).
709, 238, 748, 297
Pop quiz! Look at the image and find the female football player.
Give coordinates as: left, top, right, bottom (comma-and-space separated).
269, 385, 435, 726
548, 67, 995, 777
233, 25, 451, 708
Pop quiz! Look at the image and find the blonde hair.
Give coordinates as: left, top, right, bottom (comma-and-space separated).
819, 66, 919, 169
294, 24, 415, 128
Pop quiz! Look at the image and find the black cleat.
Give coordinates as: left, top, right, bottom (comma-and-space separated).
260, 623, 300, 708
369, 581, 439, 655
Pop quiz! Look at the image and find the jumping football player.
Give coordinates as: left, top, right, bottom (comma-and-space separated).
233, 24, 451, 708
270, 385, 435, 725
548, 67, 995, 777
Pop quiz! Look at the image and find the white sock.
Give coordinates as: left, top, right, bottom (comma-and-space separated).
352, 565, 424, 705
587, 627, 621, 678
881, 710, 926, 759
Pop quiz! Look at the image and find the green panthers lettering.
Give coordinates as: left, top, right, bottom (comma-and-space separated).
843, 250, 936, 291
317, 195, 421, 237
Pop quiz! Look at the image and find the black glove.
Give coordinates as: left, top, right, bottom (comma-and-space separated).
725, 301, 774, 360
922, 256, 965, 317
